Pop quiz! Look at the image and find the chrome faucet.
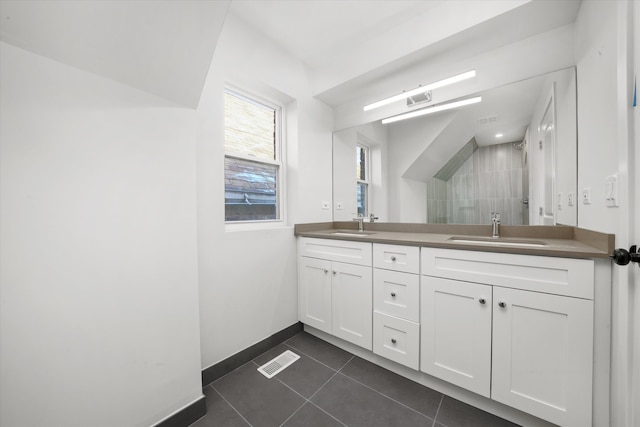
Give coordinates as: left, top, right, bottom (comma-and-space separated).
491, 212, 501, 238
369, 213, 379, 223
353, 214, 365, 232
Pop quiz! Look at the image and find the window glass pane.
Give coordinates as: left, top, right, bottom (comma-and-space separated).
356, 145, 366, 180
225, 157, 278, 221
224, 91, 276, 161
357, 182, 368, 216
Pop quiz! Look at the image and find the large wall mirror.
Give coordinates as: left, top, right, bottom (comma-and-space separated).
332, 67, 577, 226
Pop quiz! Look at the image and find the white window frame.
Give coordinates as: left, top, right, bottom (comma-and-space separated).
224, 86, 286, 231
356, 143, 370, 216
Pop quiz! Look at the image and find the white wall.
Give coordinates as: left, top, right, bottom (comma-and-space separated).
575, 1, 636, 426
575, 2, 619, 234
0, 42, 202, 427
196, 15, 334, 370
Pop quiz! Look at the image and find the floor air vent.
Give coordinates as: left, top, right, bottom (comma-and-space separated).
257, 350, 300, 379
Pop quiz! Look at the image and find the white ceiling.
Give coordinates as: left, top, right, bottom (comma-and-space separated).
0, 0, 230, 108
228, 0, 442, 66
0, 0, 581, 110
229, 0, 581, 106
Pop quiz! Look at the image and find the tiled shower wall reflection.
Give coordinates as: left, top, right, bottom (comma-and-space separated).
427, 142, 524, 225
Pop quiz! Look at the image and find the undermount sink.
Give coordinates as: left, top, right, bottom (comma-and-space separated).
329, 230, 376, 237
447, 236, 549, 248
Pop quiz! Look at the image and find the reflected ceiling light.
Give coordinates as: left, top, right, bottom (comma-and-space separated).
381, 96, 482, 125
363, 70, 476, 112
495, 133, 504, 138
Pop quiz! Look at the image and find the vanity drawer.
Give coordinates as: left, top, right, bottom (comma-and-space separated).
373, 244, 419, 273
298, 237, 372, 266
421, 248, 594, 299
373, 312, 420, 370
373, 269, 419, 322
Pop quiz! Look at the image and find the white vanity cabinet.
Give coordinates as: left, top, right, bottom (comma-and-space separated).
420, 248, 595, 427
372, 244, 420, 370
421, 277, 492, 397
298, 237, 373, 350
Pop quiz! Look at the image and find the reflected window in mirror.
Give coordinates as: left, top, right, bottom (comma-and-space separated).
356, 144, 369, 216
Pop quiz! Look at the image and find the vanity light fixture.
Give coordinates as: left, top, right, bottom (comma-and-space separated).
363, 70, 476, 112
496, 133, 504, 138
381, 96, 482, 125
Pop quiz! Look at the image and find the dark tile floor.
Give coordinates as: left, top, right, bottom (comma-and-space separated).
191, 332, 519, 427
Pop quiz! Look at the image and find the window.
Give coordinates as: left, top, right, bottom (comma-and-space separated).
224, 89, 282, 223
356, 144, 369, 216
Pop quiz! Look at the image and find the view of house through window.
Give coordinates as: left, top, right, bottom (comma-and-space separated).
356, 144, 369, 216
224, 89, 281, 222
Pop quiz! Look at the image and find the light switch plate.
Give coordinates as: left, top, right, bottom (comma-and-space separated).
568, 192, 575, 206
582, 188, 591, 204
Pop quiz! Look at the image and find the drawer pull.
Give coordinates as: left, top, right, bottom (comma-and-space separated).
498, 301, 507, 308
391, 292, 396, 297
479, 298, 486, 305
390, 256, 397, 261
391, 338, 397, 344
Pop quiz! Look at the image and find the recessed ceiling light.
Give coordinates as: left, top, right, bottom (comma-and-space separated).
495, 133, 504, 138
381, 96, 482, 124
364, 70, 476, 112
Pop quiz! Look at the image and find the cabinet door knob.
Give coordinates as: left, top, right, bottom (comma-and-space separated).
332, 271, 337, 275
323, 269, 328, 274
498, 301, 507, 308
479, 298, 486, 305
390, 256, 397, 261
391, 292, 396, 297
391, 338, 397, 344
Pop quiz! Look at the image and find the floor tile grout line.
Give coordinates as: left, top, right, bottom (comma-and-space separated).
281, 342, 345, 373
251, 357, 348, 427
307, 370, 341, 401
269, 366, 348, 427
303, 370, 351, 426
334, 370, 436, 423
432, 395, 444, 427
214, 338, 436, 426
278, 399, 308, 427
210, 384, 253, 427
276, 340, 437, 423
308, 401, 349, 427
336, 355, 355, 372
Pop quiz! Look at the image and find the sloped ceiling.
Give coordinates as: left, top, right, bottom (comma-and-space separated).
0, 0, 230, 108
228, 0, 581, 106
0, 0, 580, 110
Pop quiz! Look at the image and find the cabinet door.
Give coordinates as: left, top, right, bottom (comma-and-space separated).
421, 276, 492, 397
492, 287, 593, 427
298, 257, 332, 334
332, 261, 373, 350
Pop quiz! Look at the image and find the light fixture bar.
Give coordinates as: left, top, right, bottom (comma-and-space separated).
381, 96, 482, 125
363, 70, 476, 112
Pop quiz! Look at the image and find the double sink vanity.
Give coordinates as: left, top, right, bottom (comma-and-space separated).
294, 222, 613, 427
